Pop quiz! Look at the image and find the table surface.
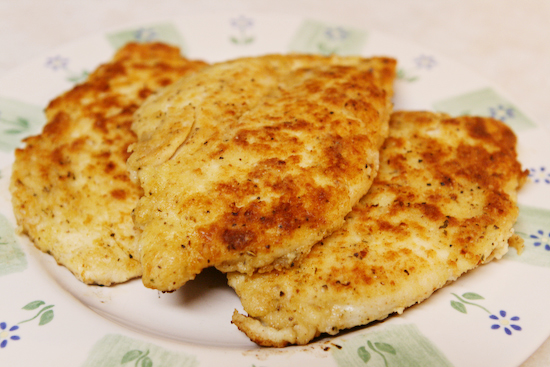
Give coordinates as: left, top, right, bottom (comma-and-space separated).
1, 1, 549, 366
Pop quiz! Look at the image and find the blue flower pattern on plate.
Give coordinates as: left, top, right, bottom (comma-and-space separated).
45, 55, 68, 71
489, 104, 515, 122
529, 166, 550, 184
451, 293, 523, 336
490, 310, 521, 335
44, 55, 88, 83
231, 15, 254, 33
530, 230, 550, 251
230, 15, 255, 45
317, 27, 344, 55
0, 322, 20, 348
134, 28, 158, 42
1, 301, 55, 349
324, 26, 349, 42
398, 54, 437, 82
414, 54, 437, 69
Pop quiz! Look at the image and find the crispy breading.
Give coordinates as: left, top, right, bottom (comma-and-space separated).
10, 42, 207, 285
127, 54, 397, 291
229, 111, 528, 347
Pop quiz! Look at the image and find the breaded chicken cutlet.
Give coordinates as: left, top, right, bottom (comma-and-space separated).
127, 54, 397, 291
229, 111, 527, 347
10, 42, 207, 285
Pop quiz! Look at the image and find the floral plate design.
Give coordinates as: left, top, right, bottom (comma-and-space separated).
1, 13, 550, 367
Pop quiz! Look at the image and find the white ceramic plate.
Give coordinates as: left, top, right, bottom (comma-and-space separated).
1, 13, 550, 367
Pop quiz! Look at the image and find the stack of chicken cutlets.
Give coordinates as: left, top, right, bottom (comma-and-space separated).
10, 42, 527, 347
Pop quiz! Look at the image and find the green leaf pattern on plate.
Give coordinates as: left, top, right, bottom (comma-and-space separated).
121, 349, 153, 367
18, 302, 55, 326
21, 300, 45, 311
332, 324, 453, 367
0, 213, 27, 276
357, 341, 397, 366
81, 334, 198, 367
0, 97, 45, 151
450, 293, 490, 314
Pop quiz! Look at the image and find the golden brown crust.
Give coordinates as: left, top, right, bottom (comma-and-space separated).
228, 111, 527, 347
10, 42, 207, 285
128, 54, 397, 291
